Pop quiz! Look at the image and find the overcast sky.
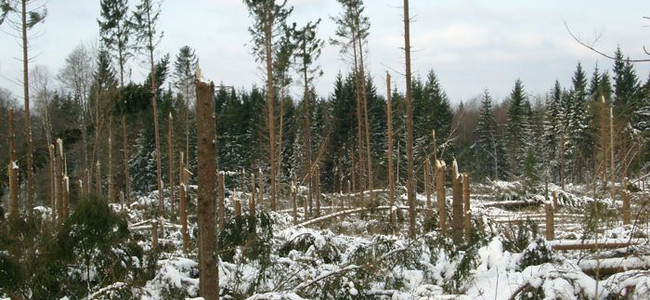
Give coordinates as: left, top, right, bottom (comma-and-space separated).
1, 0, 649, 106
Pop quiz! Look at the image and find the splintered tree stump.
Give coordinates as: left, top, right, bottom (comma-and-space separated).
545, 202, 555, 240
195, 79, 219, 300
451, 160, 464, 244
463, 173, 471, 240
436, 160, 447, 236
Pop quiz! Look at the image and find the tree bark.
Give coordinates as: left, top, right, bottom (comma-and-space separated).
122, 115, 131, 206
218, 172, 225, 232
386, 72, 396, 231
263, 11, 278, 212
21, 0, 35, 219
195, 79, 219, 300
403, 0, 416, 239
436, 160, 446, 236
545, 202, 555, 240
451, 160, 464, 244
463, 173, 471, 240
168, 113, 175, 218
179, 152, 189, 253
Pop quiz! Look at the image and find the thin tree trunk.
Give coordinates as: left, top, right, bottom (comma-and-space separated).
463, 173, 471, 240
291, 181, 298, 225
436, 160, 446, 236
258, 169, 264, 211
386, 72, 396, 230
108, 121, 114, 203
264, 16, 278, 212
609, 105, 615, 203
315, 166, 321, 217
95, 161, 102, 195
425, 159, 432, 219
21, 0, 35, 219
218, 172, 225, 231
196, 79, 219, 300
179, 152, 189, 253
8, 109, 19, 218
122, 115, 131, 206
250, 173, 256, 217
302, 61, 313, 219
48, 145, 56, 222
168, 113, 175, 218
404, 0, 416, 239
560, 132, 565, 191
351, 33, 365, 211
357, 26, 373, 209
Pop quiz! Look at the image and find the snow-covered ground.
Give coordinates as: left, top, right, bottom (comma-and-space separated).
3, 180, 648, 299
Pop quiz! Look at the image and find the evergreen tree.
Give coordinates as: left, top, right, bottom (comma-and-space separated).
505, 79, 530, 178
413, 70, 452, 162
243, 0, 293, 211
474, 89, 506, 181
97, 0, 132, 87
569, 62, 591, 182
543, 81, 562, 183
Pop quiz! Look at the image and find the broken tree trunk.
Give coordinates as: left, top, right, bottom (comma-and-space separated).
425, 159, 432, 219
463, 173, 471, 240
291, 181, 298, 225
545, 202, 555, 240
451, 160, 464, 244
436, 160, 447, 236
179, 151, 189, 254
622, 177, 630, 225
195, 79, 219, 300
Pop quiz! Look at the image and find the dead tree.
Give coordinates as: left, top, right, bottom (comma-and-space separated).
403, 0, 416, 240
425, 159, 432, 219
386, 72, 396, 229
179, 151, 189, 253
436, 160, 447, 235
463, 173, 471, 240
451, 160, 464, 244
195, 79, 218, 300
291, 181, 298, 225
545, 202, 555, 240
168, 112, 175, 216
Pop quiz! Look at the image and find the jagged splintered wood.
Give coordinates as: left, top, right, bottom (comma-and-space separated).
436, 160, 447, 236
451, 159, 464, 244
195, 79, 219, 300
179, 151, 189, 254
463, 173, 471, 240
545, 201, 555, 240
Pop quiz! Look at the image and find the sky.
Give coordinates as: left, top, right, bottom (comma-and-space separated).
1, 0, 650, 106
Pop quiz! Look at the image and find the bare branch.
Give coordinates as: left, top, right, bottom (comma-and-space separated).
564, 21, 650, 62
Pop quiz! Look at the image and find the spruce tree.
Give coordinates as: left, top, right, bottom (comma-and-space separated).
474, 89, 506, 181
505, 79, 530, 178
243, 0, 293, 211
173, 46, 199, 167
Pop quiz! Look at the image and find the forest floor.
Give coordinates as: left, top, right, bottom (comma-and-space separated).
5, 179, 649, 299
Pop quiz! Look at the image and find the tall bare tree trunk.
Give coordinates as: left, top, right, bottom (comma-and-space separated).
263, 17, 278, 212
560, 132, 566, 191
8, 109, 19, 218
21, 0, 35, 219
351, 35, 365, 211
196, 79, 219, 300
609, 106, 615, 203
403, 0, 416, 239
48, 145, 56, 222
108, 122, 114, 203
122, 115, 131, 206
386, 72, 396, 230
425, 159, 432, 219
168, 113, 175, 217
357, 29, 373, 208
302, 65, 313, 218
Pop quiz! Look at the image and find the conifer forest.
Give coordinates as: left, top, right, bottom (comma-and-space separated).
1, 0, 650, 299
